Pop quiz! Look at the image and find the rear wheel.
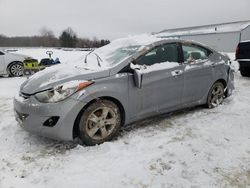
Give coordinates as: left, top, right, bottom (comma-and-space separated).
8, 62, 23, 77
207, 82, 225, 108
78, 100, 121, 146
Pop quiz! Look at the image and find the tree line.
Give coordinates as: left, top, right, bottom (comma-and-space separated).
0, 27, 110, 48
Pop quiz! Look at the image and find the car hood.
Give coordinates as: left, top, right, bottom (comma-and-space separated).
20, 63, 110, 95
9, 52, 32, 59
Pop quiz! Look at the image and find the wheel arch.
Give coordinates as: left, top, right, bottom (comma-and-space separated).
215, 78, 227, 90
73, 96, 126, 139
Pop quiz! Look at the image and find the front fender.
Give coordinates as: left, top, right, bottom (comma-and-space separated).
70, 73, 130, 124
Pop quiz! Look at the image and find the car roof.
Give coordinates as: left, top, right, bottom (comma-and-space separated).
150, 37, 215, 52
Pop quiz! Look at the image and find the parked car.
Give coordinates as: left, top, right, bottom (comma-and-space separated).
0, 50, 31, 77
14, 35, 234, 146
235, 40, 250, 76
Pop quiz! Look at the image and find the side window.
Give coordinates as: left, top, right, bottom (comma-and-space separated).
182, 44, 211, 63
0, 51, 4, 55
136, 43, 178, 66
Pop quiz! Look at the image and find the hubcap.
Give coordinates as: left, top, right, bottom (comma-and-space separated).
86, 107, 117, 140
209, 84, 224, 108
10, 64, 23, 76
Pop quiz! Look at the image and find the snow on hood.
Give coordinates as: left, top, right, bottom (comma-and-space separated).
21, 62, 109, 94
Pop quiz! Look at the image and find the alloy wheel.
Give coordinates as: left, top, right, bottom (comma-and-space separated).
9, 63, 23, 77
86, 106, 118, 140
208, 82, 224, 108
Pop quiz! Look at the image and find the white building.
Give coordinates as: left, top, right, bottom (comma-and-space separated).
156, 20, 250, 52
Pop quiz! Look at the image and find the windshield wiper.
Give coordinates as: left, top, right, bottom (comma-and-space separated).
93, 52, 103, 67
84, 50, 103, 67
84, 49, 95, 64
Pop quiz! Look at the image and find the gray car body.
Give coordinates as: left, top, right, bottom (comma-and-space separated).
14, 39, 234, 141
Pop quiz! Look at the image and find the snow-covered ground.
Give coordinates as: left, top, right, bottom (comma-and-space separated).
0, 50, 250, 188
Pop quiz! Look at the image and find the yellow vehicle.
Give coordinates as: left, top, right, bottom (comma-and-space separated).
23, 59, 45, 76
23, 51, 60, 76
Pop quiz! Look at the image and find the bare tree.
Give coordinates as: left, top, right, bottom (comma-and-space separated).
39, 27, 58, 47
39, 27, 54, 37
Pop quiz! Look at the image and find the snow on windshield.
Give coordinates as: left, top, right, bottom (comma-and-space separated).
94, 34, 162, 66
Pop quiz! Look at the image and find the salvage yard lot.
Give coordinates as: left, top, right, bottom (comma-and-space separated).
0, 54, 249, 188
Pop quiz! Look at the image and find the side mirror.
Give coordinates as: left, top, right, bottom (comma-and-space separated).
130, 63, 143, 89
134, 68, 142, 89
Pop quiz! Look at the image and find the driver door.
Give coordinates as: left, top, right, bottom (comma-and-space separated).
129, 43, 184, 119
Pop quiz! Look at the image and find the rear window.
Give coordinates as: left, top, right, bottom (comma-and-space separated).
182, 43, 212, 63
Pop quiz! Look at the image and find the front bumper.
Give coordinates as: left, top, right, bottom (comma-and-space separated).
13, 93, 86, 141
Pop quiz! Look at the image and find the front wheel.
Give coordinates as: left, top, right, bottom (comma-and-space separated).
207, 82, 225, 108
8, 62, 24, 77
78, 100, 121, 146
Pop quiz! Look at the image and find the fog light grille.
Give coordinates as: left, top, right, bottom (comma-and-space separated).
43, 116, 59, 127
15, 110, 29, 122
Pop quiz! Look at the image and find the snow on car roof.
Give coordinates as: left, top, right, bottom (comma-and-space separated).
96, 34, 162, 53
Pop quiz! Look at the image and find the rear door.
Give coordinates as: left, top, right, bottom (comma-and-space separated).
181, 43, 213, 104
0, 51, 5, 73
129, 43, 184, 118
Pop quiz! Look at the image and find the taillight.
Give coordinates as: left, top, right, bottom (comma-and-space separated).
235, 46, 240, 59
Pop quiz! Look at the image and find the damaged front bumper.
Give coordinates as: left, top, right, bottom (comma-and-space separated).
13, 92, 86, 141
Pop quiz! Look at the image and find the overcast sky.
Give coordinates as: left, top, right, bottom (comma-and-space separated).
0, 0, 249, 40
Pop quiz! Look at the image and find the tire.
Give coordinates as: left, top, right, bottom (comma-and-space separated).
8, 62, 24, 77
240, 68, 250, 77
78, 100, 121, 146
206, 82, 225, 108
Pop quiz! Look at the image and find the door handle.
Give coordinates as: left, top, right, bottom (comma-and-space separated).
171, 70, 183, 76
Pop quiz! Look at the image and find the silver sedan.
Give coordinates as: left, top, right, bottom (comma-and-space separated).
14, 36, 234, 146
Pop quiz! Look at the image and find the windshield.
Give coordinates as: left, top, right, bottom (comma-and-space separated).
94, 34, 162, 67
101, 45, 140, 66
85, 34, 162, 68
83, 45, 141, 68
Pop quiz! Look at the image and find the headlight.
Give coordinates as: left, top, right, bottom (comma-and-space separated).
34, 80, 93, 103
